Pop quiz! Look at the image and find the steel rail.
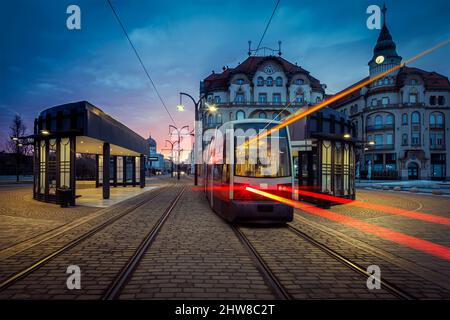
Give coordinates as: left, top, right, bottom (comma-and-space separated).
287, 224, 415, 300
232, 225, 292, 300
103, 186, 186, 300
0, 185, 171, 292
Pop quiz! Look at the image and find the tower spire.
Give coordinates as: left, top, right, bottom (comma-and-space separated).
382, 2, 387, 26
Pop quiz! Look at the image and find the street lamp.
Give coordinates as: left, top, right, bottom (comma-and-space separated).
40, 129, 50, 135
178, 92, 207, 186
343, 133, 351, 139
206, 102, 217, 113
169, 125, 190, 181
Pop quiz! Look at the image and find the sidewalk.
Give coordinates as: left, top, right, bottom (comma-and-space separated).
356, 179, 450, 195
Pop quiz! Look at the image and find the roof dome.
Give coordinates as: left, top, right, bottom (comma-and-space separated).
147, 135, 157, 147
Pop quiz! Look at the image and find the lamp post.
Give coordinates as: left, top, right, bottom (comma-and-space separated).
178, 92, 217, 185
163, 140, 179, 178
169, 125, 189, 180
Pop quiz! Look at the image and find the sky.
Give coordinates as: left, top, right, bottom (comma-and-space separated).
1, 0, 449, 155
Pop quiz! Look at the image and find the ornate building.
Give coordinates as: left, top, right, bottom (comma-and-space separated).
200, 54, 326, 126
329, 6, 450, 180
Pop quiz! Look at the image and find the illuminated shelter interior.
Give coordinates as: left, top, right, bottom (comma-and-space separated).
33, 101, 147, 205
288, 107, 356, 207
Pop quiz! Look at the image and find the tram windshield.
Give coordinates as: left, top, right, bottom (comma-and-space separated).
234, 123, 290, 178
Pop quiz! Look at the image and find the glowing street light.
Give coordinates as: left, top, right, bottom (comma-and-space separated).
40, 129, 50, 135
206, 103, 217, 112
343, 133, 351, 139
177, 104, 185, 112
368, 140, 376, 145
10, 136, 18, 141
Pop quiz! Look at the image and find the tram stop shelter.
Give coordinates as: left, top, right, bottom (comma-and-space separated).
33, 101, 147, 206
288, 107, 357, 207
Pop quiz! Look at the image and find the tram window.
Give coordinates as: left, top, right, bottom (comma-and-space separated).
234, 123, 290, 178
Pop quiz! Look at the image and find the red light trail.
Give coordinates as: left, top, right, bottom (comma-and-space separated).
245, 186, 450, 262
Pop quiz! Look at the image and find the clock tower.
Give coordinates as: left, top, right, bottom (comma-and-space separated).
368, 4, 402, 78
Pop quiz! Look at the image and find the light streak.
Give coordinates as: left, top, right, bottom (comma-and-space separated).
293, 188, 450, 227
246, 38, 450, 146
245, 186, 450, 262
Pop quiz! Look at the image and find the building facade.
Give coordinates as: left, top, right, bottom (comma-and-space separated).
329, 7, 450, 180
146, 135, 165, 174
200, 53, 356, 203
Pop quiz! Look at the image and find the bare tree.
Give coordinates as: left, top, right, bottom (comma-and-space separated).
6, 115, 30, 182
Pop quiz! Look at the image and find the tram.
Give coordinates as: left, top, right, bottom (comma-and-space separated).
201, 119, 294, 223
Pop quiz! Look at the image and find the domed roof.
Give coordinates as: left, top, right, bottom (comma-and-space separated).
147, 135, 157, 147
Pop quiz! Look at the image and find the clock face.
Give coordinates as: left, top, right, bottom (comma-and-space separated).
264, 65, 275, 74
375, 55, 385, 64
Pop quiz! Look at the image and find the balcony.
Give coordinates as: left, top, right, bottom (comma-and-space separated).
430, 124, 445, 130
430, 144, 445, 150
368, 144, 394, 150
366, 124, 394, 132
207, 101, 309, 109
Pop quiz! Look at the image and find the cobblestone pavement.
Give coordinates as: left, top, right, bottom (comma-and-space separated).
0, 182, 167, 283
0, 186, 98, 251
239, 226, 394, 299
1, 178, 450, 300
0, 184, 182, 299
292, 188, 450, 298
120, 187, 274, 300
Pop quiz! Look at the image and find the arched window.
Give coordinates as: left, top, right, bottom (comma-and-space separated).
430, 112, 444, 128
258, 112, 267, 119
294, 79, 304, 85
215, 113, 222, 124
236, 110, 245, 120
266, 77, 273, 86
236, 78, 244, 85
276, 77, 283, 87
366, 116, 372, 126
411, 111, 420, 124
374, 115, 383, 126
409, 88, 418, 103
402, 113, 408, 125
386, 114, 394, 125
257, 77, 264, 86
208, 114, 213, 125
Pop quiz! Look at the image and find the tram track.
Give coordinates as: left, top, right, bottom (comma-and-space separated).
0, 184, 175, 292
232, 225, 292, 300
286, 224, 415, 300
103, 186, 186, 300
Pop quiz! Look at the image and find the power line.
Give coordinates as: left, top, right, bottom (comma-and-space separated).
256, 0, 281, 51
106, 0, 177, 126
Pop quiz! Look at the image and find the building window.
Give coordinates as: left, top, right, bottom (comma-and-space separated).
402, 133, 408, 145
386, 114, 394, 125
409, 89, 418, 103
374, 134, 383, 145
430, 112, 444, 128
402, 113, 408, 125
374, 115, 383, 126
411, 79, 417, 85
411, 111, 420, 124
236, 110, 245, 120
295, 95, 304, 103
214, 96, 221, 104
266, 77, 273, 86
350, 104, 358, 115
258, 111, 267, 119
438, 96, 445, 105
431, 154, 446, 179
273, 93, 281, 103
235, 93, 245, 103
316, 96, 321, 103
367, 135, 373, 143
411, 133, 420, 145
258, 93, 267, 103
272, 112, 281, 121
216, 113, 222, 124
383, 78, 389, 85
366, 116, 372, 126
207, 114, 213, 125
430, 96, 436, 105
386, 133, 393, 145
257, 77, 264, 86
382, 97, 389, 105
236, 78, 244, 85
295, 79, 304, 85
371, 98, 377, 106
276, 77, 283, 87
